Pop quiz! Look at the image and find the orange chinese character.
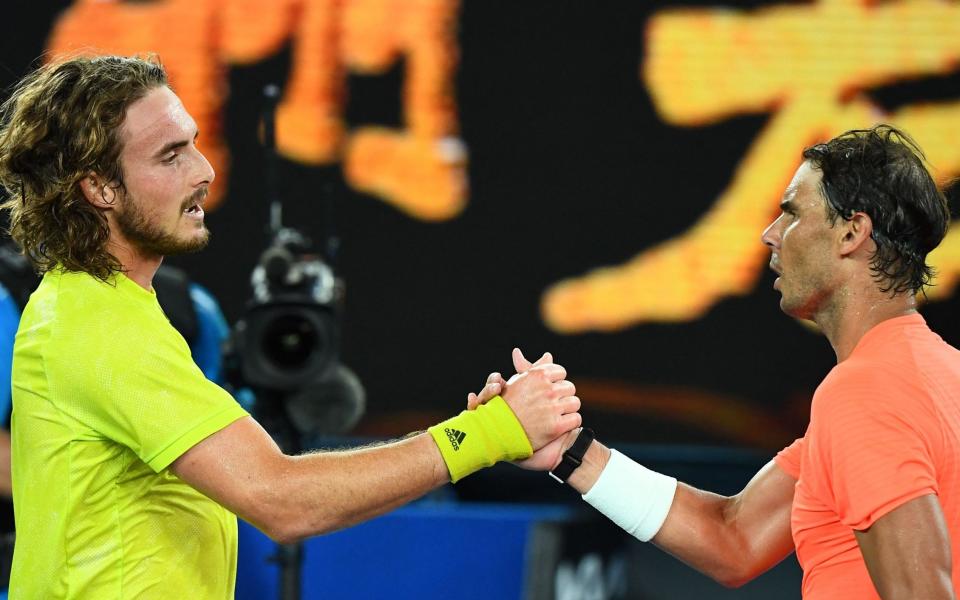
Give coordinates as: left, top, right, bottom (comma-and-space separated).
47, 0, 466, 220
543, 0, 960, 332
47, 0, 229, 209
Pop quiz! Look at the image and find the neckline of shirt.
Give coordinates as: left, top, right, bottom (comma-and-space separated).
848, 312, 925, 358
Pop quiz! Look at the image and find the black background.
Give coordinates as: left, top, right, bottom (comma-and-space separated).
4, 0, 959, 450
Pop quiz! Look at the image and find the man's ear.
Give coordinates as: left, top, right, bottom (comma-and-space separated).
79, 172, 117, 209
838, 211, 874, 257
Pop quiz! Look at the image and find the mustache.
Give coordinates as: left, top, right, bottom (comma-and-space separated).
180, 187, 208, 211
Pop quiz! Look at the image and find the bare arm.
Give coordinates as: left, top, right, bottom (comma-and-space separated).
566, 442, 797, 588
854, 493, 954, 600
471, 362, 796, 587
650, 460, 797, 587
172, 361, 580, 544
172, 416, 449, 544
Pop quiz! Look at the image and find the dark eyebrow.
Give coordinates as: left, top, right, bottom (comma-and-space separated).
153, 130, 199, 159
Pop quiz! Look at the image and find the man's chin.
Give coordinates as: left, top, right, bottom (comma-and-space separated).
176, 241, 210, 255
779, 294, 798, 316
780, 299, 797, 316
146, 229, 210, 257
174, 232, 211, 255
780, 298, 816, 323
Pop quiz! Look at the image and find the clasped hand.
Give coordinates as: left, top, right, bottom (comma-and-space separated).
467, 348, 581, 471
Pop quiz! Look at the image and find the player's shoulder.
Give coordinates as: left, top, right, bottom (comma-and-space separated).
48, 270, 151, 317
822, 354, 896, 387
33, 269, 158, 347
814, 356, 913, 414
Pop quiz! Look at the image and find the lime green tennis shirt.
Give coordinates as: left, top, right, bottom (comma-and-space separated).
9, 269, 249, 599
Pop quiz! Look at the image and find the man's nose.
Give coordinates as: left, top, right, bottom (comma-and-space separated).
761, 220, 780, 250
193, 148, 215, 187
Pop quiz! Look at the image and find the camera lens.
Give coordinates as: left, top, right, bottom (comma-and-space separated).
260, 313, 320, 371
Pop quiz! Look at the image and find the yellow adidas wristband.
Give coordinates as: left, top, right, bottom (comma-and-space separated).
428, 396, 533, 483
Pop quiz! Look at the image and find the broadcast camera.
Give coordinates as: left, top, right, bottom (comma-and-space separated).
225, 85, 365, 454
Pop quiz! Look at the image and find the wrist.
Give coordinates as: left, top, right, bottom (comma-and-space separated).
549, 428, 595, 483
428, 396, 533, 483
546, 428, 582, 472
566, 439, 611, 494
581, 449, 678, 542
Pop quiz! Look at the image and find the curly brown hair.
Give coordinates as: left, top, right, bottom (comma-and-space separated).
0, 55, 168, 280
803, 125, 950, 296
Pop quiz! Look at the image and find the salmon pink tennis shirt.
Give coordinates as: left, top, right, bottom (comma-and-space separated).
775, 313, 960, 599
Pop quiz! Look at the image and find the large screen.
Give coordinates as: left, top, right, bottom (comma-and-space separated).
4, 0, 959, 449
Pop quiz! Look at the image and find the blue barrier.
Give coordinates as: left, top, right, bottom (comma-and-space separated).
237, 501, 574, 600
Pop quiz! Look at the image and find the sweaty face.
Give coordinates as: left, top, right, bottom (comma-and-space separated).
761, 162, 839, 320
113, 86, 214, 258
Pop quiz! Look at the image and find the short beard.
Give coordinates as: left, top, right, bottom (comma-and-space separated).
115, 189, 210, 257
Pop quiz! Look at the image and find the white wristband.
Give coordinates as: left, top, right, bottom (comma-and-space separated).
582, 449, 678, 542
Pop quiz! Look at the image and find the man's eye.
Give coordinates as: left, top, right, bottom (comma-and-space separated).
162, 153, 178, 164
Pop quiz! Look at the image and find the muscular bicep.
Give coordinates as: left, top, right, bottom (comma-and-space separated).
171, 416, 288, 532
854, 493, 954, 600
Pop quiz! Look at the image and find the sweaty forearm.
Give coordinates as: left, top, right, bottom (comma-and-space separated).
266, 396, 535, 540
176, 397, 540, 545
568, 442, 746, 584
172, 417, 449, 544
567, 441, 793, 587
252, 433, 449, 543
653, 485, 766, 587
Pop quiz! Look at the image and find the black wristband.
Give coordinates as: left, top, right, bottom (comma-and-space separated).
549, 428, 595, 484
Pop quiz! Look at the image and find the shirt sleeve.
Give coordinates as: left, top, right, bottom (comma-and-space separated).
46, 303, 248, 472
773, 436, 804, 480
807, 364, 938, 531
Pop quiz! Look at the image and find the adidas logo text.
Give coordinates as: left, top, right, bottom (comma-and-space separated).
445, 427, 467, 451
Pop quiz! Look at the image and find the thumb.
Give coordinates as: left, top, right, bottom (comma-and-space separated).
532, 351, 553, 367
512, 347, 534, 373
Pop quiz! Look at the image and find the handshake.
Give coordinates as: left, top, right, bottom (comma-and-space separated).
428, 348, 582, 483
